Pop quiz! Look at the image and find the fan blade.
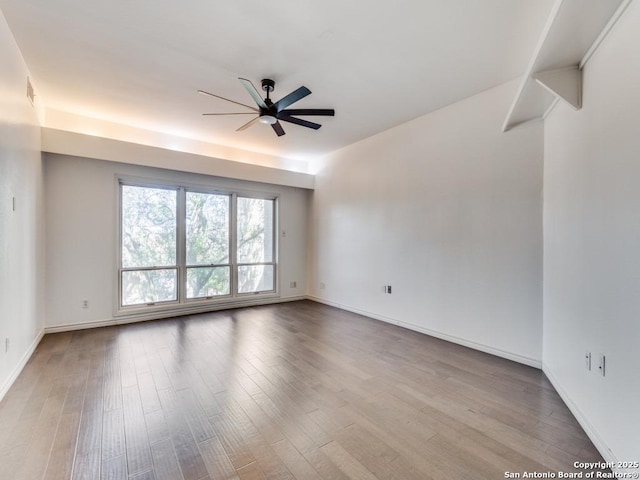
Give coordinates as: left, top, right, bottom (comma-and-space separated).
271, 121, 286, 137
236, 116, 261, 131
280, 108, 335, 117
198, 90, 258, 111
277, 115, 321, 130
238, 78, 268, 109
203, 112, 258, 116
273, 86, 311, 112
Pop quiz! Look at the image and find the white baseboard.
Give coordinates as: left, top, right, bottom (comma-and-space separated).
0, 329, 45, 403
44, 295, 307, 334
542, 364, 617, 467
306, 295, 542, 369
45, 318, 116, 333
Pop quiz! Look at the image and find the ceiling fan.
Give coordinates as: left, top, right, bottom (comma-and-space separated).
198, 78, 335, 137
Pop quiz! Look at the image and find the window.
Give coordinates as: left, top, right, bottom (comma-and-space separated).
121, 185, 178, 306
186, 191, 230, 299
237, 197, 275, 294
119, 181, 277, 310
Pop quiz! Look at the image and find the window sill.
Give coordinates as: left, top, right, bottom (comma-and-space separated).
114, 293, 281, 322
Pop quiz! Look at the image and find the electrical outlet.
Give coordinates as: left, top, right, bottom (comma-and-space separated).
585, 351, 591, 371
5, 338, 9, 353
598, 354, 606, 377
386, 285, 392, 294
319, 282, 325, 290
82, 300, 89, 309
290, 281, 297, 288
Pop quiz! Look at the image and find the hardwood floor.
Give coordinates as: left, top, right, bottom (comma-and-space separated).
0, 300, 607, 479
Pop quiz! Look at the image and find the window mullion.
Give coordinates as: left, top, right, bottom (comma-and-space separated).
231, 192, 238, 297
177, 187, 187, 304
273, 198, 278, 293
118, 181, 124, 309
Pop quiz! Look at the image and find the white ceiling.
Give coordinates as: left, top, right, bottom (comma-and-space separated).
0, 0, 553, 163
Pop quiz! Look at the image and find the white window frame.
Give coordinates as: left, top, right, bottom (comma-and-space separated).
116, 176, 279, 316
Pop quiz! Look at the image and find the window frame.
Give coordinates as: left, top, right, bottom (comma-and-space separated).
116, 176, 279, 316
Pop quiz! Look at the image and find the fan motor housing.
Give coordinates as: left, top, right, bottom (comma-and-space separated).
261, 78, 275, 93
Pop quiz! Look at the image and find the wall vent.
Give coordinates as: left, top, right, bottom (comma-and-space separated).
26, 77, 35, 105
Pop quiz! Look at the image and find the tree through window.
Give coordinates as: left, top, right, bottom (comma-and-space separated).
237, 197, 275, 293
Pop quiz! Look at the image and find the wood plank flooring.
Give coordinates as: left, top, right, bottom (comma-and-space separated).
0, 300, 607, 479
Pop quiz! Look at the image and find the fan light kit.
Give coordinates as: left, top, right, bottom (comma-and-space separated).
259, 115, 277, 125
199, 78, 335, 137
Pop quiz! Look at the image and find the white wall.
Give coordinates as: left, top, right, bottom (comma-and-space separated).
309, 81, 544, 366
44, 153, 309, 330
0, 10, 45, 399
543, 0, 640, 463
42, 128, 314, 189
